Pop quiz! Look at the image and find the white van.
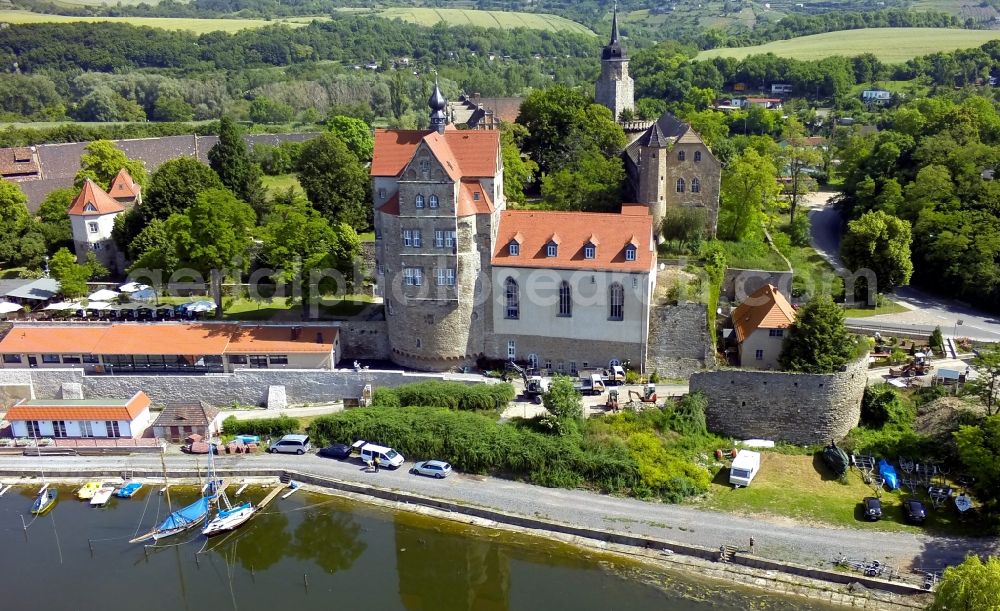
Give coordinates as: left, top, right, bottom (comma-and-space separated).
354, 441, 405, 469
729, 450, 761, 487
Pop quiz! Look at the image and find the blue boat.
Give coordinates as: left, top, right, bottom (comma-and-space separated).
31, 488, 58, 515
115, 482, 144, 498
878, 459, 899, 490
131, 496, 213, 543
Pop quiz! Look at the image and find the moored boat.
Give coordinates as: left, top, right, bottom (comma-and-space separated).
31, 488, 58, 515
115, 482, 143, 498
90, 482, 118, 507
77, 481, 101, 500
202, 501, 257, 536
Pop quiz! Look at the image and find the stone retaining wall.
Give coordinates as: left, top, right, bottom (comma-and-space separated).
337, 320, 390, 360
645, 302, 712, 377
723, 268, 794, 302
0, 367, 479, 407
689, 357, 867, 444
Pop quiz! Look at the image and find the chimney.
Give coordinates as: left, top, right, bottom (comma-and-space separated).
291, 326, 301, 340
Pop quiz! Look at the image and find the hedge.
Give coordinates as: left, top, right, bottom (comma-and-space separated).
372, 381, 515, 411
221, 415, 300, 437
307, 407, 641, 494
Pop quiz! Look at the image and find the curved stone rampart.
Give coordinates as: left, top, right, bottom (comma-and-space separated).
689, 357, 867, 445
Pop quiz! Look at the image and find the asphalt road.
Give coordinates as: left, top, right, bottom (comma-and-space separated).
3, 453, 995, 577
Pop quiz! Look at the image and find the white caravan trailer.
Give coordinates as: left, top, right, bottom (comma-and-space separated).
729, 450, 761, 487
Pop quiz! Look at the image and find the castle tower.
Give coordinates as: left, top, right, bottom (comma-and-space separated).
635, 122, 669, 226
595, 4, 634, 122
429, 80, 448, 134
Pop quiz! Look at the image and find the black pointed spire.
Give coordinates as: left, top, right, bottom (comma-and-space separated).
428, 77, 447, 134
602, 2, 627, 61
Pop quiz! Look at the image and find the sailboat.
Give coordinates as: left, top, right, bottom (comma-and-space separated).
30, 435, 57, 515
130, 448, 219, 544
202, 435, 257, 536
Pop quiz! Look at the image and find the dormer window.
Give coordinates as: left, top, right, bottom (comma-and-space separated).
473, 192, 480, 201
584, 244, 596, 259
509, 241, 520, 256
415, 194, 425, 209
546, 243, 557, 257
84, 203, 97, 212
625, 245, 636, 261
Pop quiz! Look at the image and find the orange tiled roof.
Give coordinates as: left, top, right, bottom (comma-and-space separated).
732, 284, 796, 344
67, 180, 125, 216
108, 169, 139, 199
371, 129, 499, 178
5, 391, 151, 422
492, 210, 654, 272
456, 180, 493, 216
226, 326, 338, 353
0, 323, 339, 356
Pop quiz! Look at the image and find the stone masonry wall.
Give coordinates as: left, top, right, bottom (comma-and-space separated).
0, 368, 481, 407
645, 302, 711, 378
723, 268, 794, 302
337, 321, 390, 360
689, 357, 868, 444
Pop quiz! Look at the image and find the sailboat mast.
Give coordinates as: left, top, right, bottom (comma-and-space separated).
160, 445, 172, 512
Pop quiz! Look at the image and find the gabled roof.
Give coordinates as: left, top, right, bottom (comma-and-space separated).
108, 169, 140, 200
492, 209, 654, 272
0, 147, 39, 179
4, 278, 59, 301
456, 180, 493, 216
625, 111, 715, 167
151, 401, 219, 428
67, 179, 125, 216
732, 284, 796, 344
6, 391, 151, 422
371, 130, 499, 178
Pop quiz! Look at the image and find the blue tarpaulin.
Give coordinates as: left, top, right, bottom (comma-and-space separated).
878, 459, 899, 490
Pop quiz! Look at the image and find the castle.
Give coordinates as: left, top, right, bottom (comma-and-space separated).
372, 85, 656, 373
594, 6, 722, 237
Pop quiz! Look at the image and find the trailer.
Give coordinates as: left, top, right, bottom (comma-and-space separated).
729, 450, 761, 488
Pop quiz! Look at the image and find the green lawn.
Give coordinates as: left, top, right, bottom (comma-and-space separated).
147, 294, 376, 320
698, 453, 981, 535
842, 301, 909, 318
261, 173, 303, 196
696, 28, 1000, 63
0, 10, 324, 32
372, 7, 594, 35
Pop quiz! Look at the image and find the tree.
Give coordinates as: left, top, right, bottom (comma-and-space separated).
931, 555, 1000, 611
968, 347, 1000, 416
540, 151, 624, 212
143, 157, 225, 221
249, 96, 294, 124
542, 376, 583, 434
296, 132, 370, 230
840, 210, 913, 293
718, 148, 781, 241
208, 116, 266, 216
0, 179, 32, 265
74, 140, 147, 190
128, 218, 180, 279
779, 295, 857, 373
781, 120, 822, 225
152, 95, 194, 122
34, 188, 75, 252
159, 189, 256, 313
661, 207, 708, 246
48, 247, 90, 298
955, 415, 1000, 511
499, 123, 536, 206
326, 115, 373, 162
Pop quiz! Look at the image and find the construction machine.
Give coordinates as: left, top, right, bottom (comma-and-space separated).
605, 388, 620, 412
505, 361, 550, 404
627, 383, 657, 404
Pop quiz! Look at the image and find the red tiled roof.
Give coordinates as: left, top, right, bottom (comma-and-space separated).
67, 180, 125, 216
5, 391, 151, 422
456, 180, 493, 216
732, 284, 796, 344
620, 202, 650, 216
0, 326, 106, 354
98, 324, 235, 355
108, 168, 139, 199
0, 147, 39, 179
371, 130, 499, 178
492, 210, 654, 272
226, 326, 338, 353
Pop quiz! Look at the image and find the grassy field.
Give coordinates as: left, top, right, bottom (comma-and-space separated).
842, 301, 910, 318
374, 7, 594, 35
261, 173, 303, 196
696, 28, 1000, 63
699, 453, 979, 535
0, 10, 323, 32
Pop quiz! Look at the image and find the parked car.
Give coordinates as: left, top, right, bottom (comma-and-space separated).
903, 498, 927, 524
353, 440, 404, 468
862, 496, 882, 521
269, 434, 311, 455
318, 443, 351, 459
410, 460, 452, 479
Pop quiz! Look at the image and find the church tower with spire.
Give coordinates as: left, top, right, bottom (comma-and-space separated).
595, 4, 634, 122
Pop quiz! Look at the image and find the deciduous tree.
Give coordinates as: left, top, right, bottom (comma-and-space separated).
74, 140, 147, 190
49, 247, 90, 298
779, 295, 857, 373
781, 119, 822, 225
34, 188, 75, 252
968, 347, 1000, 416
840, 210, 913, 293
296, 132, 370, 231
499, 123, 536, 206
208, 116, 266, 216
930, 555, 1000, 611
718, 148, 781, 241
326, 115, 373, 162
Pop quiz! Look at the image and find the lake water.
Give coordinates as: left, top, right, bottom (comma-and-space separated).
0, 484, 844, 610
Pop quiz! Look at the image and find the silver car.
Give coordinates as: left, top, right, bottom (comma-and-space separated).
268, 434, 310, 455
410, 460, 452, 479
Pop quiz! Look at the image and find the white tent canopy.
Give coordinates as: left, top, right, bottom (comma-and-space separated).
119, 282, 151, 293
0, 302, 22, 314
88, 289, 120, 301
85, 301, 112, 310
43, 301, 82, 311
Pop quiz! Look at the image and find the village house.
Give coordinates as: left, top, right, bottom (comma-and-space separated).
151, 401, 222, 442
730, 284, 796, 370
0, 323, 340, 373
68, 178, 128, 271
5, 390, 152, 439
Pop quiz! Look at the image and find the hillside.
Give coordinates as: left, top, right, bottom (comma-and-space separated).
696, 27, 1000, 62
0, 10, 322, 32
371, 7, 594, 35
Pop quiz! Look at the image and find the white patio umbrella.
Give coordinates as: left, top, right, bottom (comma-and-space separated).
43, 301, 81, 311
87, 289, 120, 301
184, 300, 217, 313
0, 302, 22, 314
86, 301, 111, 310
118, 282, 151, 293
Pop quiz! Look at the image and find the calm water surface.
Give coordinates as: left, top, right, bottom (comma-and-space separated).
0, 484, 844, 610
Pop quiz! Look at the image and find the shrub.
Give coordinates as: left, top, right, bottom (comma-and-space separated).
860, 384, 909, 428
372, 381, 514, 411
930, 326, 944, 355
624, 369, 641, 384
221, 415, 299, 437
648, 371, 660, 383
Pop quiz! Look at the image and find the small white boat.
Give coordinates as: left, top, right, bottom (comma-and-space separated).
202, 502, 257, 537
90, 482, 118, 507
